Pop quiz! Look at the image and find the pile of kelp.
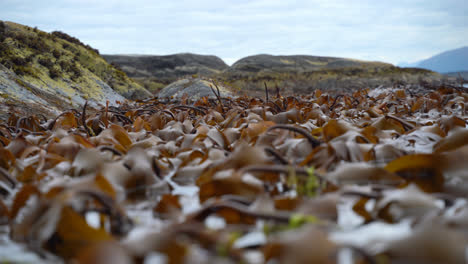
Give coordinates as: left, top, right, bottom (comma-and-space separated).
0, 85, 467, 263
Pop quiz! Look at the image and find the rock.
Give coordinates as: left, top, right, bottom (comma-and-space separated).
158, 78, 232, 99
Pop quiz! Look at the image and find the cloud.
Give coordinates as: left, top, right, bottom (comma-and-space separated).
1, 0, 467, 64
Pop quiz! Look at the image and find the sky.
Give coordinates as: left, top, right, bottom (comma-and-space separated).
1, 0, 467, 65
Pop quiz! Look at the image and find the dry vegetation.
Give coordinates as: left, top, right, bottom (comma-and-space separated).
0, 83, 468, 263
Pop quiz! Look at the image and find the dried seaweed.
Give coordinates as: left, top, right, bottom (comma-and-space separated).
1, 85, 468, 263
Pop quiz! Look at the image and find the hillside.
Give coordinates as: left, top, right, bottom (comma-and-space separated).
402, 47, 468, 73
105, 53, 442, 95
0, 21, 150, 119
219, 54, 441, 95
103, 53, 228, 92
228, 54, 388, 73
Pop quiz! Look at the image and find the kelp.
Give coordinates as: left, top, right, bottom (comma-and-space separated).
0, 85, 467, 263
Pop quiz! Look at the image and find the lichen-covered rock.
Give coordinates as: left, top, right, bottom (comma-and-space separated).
158, 78, 232, 99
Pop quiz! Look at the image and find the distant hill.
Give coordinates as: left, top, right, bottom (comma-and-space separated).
228, 54, 391, 73
402, 47, 468, 73
220, 54, 440, 95
0, 21, 150, 119
106, 53, 442, 95
103, 53, 228, 92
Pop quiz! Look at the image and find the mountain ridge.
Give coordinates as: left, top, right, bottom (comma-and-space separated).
399, 46, 468, 73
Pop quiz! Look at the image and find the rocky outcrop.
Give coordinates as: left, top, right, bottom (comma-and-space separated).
0, 64, 125, 118
0, 21, 150, 119
158, 78, 232, 99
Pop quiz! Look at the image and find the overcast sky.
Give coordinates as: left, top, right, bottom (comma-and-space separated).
1, 0, 467, 65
